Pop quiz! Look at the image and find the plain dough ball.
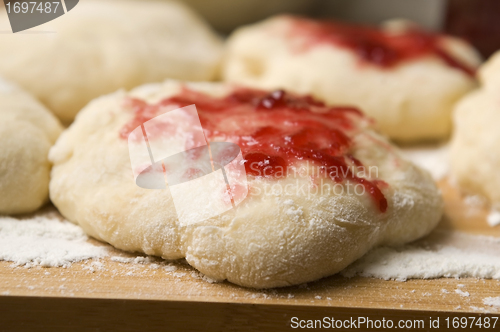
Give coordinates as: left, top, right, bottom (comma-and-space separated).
49, 80, 443, 288
222, 16, 481, 142
478, 50, 500, 93
0, 0, 222, 124
0, 78, 63, 214
450, 51, 500, 207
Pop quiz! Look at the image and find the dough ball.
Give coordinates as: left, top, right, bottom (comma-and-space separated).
0, 0, 223, 124
0, 78, 63, 214
49, 79, 443, 288
450, 51, 500, 207
478, 50, 500, 93
222, 16, 481, 142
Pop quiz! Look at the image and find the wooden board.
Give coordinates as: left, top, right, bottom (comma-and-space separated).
1, 180, 500, 331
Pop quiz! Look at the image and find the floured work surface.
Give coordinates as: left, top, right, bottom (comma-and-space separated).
0, 179, 500, 320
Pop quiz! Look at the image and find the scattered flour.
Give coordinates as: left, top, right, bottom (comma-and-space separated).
110, 256, 134, 264
190, 271, 219, 284
400, 144, 449, 180
470, 306, 489, 313
455, 289, 470, 297
164, 265, 177, 272
487, 210, 500, 227
342, 231, 500, 281
483, 297, 500, 308
172, 272, 187, 278
0, 211, 108, 267
110, 256, 156, 265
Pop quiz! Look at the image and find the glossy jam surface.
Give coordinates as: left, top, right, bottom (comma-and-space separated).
121, 87, 388, 212
285, 16, 476, 77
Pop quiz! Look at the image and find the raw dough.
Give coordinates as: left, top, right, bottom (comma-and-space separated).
0, 78, 63, 214
0, 0, 222, 124
49, 80, 443, 288
450, 51, 500, 208
222, 16, 481, 142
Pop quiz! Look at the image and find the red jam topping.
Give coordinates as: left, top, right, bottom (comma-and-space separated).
285, 16, 476, 77
121, 87, 388, 213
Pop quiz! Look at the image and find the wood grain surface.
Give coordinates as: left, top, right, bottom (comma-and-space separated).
0, 180, 499, 331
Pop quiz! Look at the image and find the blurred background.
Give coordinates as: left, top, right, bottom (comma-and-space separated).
182, 0, 500, 58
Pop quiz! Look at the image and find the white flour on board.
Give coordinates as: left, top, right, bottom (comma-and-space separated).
0, 210, 108, 267
342, 230, 500, 280
483, 297, 500, 308
0, 145, 498, 284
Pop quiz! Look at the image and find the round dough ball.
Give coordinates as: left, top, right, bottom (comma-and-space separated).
478, 50, 500, 93
222, 16, 481, 142
49, 80, 443, 288
450, 51, 500, 207
0, 78, 63, 214
0, 0, 222, 124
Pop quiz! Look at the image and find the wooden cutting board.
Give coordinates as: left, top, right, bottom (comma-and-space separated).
1, 179, 499, 331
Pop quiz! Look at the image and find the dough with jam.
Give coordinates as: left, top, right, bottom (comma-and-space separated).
222, 16, 481, 142
450, 51, 500, 207
49, 80, 443, 288
0, 78, 63, 214
0, 0, 222, 124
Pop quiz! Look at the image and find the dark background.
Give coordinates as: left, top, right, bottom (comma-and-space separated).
181, 0, 500, 58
